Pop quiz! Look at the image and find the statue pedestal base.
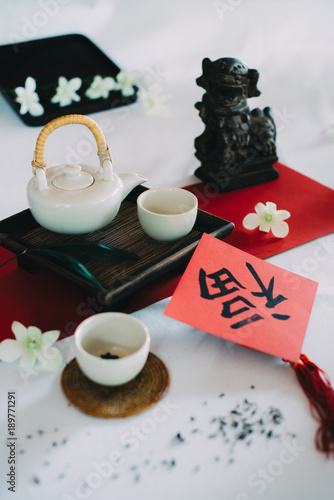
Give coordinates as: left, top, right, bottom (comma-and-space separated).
195, 160, 279, 193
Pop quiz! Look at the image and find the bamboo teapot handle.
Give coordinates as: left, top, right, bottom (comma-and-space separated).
31, 114, 112, 174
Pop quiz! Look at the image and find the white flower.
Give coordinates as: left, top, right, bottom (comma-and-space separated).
85, 75, 116, 99
51, 76, 82, 107
242, 202, 291, 238
14, 77, 44, 116
0, 321, 63, 371
138, 86, 171, 117
114, 70, 140, 96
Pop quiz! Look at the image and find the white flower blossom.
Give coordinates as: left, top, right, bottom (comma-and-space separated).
138, 86, 171, 117
114, 70, 140, 96
85, 75, 116, 99
0, 321, 63, 371
51, 76, 82, 107
14, 77, 44, 116
242, 202, 291, 238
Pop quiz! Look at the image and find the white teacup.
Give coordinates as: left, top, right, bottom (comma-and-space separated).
137, 187, 198, 241
74, 312, 150, 386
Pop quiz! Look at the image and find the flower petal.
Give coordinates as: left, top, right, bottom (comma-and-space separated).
71, 93, 81, 103
121, 86, 135, 96
139, 87, 171, 116
27, 326, 42, 337
50, 94, 58, 103
0, 339, 23, 362
242, 213, 261, 230
14, 86, 25, 96
41, 330, 60, 348
254, 202, 266, 215
85, 88, 98, 99
29, 102, 44, 117
116, 70, 128, 84
38, 347, 63, 371
18, 103, 28, 115
25, 76, 36, 92
69, 77, 82, 91
19, 350, 37, 370
11, 321, 28, 342
259, 221, 271, 232
59, 98, 71, 107
103, 77, 116, 90
93, 75, 102, 84
274, 209, 291, 221
265, 202, 277, 213
271, 220, 289, 238
58, 76, 67, 86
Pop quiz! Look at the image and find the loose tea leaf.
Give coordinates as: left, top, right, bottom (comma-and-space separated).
100, 353, 120, 359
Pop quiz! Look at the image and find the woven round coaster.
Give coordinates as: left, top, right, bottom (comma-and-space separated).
61, 352, 170, 418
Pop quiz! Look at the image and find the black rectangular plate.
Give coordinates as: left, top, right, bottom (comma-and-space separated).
0, 33, 136, 126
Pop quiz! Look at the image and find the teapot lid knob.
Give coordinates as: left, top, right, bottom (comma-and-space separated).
52, 164, 94, 191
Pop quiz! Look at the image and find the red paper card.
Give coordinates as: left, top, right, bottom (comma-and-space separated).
165, 233, 318, 362
185, 163, 334, 259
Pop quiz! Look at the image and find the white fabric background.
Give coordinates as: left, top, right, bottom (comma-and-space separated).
0, 1, 333, 499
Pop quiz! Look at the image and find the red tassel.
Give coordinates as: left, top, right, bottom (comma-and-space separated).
289, 354, 334, 457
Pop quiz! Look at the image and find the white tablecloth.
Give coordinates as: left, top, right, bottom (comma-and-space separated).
0, 1, 333, 499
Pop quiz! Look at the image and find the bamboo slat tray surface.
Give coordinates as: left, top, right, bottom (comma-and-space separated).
0, 185, 234, 311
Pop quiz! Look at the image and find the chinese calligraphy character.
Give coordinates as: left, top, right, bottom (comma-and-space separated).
199, 263, 290, 329
221, 296, 256, 318
199, 267, 245, 300
246, 263, 287, 308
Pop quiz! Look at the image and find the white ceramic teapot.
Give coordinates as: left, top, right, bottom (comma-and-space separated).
27, 114, 147, 234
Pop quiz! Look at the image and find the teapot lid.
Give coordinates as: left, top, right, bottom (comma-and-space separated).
51, 164, 94, 191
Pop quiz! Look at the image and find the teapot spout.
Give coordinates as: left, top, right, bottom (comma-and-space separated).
118, 173, 147, 200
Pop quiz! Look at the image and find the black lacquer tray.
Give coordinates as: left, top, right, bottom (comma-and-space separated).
0, 33, 137, 126
0, 186, 234, 311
